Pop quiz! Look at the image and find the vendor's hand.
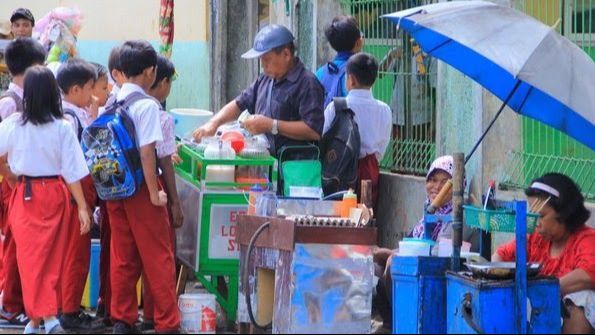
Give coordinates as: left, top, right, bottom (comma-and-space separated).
79, 207, 92, 235
242, 115, 273, 135
193, 122, 218, 142
151, 190, 168, 207
170, 201, 184, 228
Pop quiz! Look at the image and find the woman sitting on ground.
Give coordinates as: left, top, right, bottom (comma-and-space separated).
493, 173, 594, 334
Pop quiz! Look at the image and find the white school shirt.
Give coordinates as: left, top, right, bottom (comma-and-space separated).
63, 100, 91, 134
116, 83, 163, 147
156, 109, 176, 159
322, 89, 392, 160
0, 83, 23, 120
0, 113, 89, 184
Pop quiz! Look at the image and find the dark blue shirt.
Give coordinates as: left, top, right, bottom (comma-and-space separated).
235, 58, 324, 157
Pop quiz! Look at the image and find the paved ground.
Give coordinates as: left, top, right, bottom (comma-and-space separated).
0, 280, 236, 334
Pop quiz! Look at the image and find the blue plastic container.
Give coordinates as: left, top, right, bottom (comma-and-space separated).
81, 239, 101, 309
391, 256, 451, 334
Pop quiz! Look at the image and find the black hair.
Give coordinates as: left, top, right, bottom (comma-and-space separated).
119, 40, 158, 78
346, 52, 378, 87
108, 45, 122, 73
56, 58, 97, 95
91, 62, 108, 79
272, 42, 296, 56
22, 65, 63, 125
526, 173, 590, 233
4, 37, 46, 76
151, 55, 176, 89
324, 15, 361, 52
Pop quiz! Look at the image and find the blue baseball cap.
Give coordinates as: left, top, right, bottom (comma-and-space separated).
242, 24, 295, 59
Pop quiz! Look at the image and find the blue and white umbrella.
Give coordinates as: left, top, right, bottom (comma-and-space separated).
383, 1, 595, 156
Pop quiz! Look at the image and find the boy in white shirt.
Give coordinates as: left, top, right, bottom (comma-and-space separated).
0, 37, 46, 328
106, 40, 180, 334
55, 58, 104, 332
322, 52, 392, 207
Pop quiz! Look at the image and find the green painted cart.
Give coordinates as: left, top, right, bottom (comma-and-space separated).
174, 144, 276, 321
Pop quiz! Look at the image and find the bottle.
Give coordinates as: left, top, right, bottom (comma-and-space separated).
341, 189, 358, 218
248, 184, 264, 215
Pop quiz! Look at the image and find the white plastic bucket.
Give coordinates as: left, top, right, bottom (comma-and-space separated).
170, 109, 213, 139
178, 293, 217, 334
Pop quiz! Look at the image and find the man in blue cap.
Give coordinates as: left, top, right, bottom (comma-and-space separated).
193, 24, 324, 157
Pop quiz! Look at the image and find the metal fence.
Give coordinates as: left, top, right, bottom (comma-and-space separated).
338, 0, 593, 198
500, 0, 595, 200
340, 0, 439, 175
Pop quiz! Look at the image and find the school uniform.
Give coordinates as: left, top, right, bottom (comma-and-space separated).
0, 113, 89, 320
322, 89, 392, 207
142, 108, 178, 323
0, 83, 25, 318
106, 83, 180, 331
61, 101, 98, 315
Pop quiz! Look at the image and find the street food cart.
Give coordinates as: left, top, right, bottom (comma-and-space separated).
174, 143, 276, 321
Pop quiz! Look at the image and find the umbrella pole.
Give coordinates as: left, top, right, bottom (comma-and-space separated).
451, 153, 465, 272
465, 80, 522, 164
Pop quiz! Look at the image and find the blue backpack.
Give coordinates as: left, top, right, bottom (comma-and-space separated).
319, 61, 347, 108
81, 92, 148, 200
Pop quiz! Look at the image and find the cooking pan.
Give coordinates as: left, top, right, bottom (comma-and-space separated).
464, 262, 542, 280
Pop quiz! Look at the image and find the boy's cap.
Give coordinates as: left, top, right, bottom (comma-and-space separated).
10, 8, 35, 26
242, 24, 294, 59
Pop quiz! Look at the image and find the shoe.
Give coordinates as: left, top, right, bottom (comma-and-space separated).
46, 324, 67, 334
113, 321, 135, 334
140, 320, 154, 331
59, 311, 105, 332
8, 312, 30, 326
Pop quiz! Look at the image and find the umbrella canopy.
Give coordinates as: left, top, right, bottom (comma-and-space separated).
383, 1, 595, 151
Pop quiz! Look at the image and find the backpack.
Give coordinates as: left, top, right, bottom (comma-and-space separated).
320, 97, 361, 196
0, 90, 24, 121
63, 108, 84, 141
319, 61, 347, 108
81, 91, 148, 201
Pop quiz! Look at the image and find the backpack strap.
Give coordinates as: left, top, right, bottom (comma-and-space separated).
0, 91, 24, 120
63, 108, 84, 141
333, 97, 349, 113
120, 91, 152, 109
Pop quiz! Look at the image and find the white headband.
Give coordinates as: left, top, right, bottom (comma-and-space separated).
530, 182, 560, 198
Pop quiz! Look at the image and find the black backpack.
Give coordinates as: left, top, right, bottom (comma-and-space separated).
320, 97, 361, 196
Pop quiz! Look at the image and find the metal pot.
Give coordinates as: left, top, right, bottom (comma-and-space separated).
464, 262, 542, 280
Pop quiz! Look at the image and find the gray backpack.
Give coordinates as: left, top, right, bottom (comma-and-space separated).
0, 90, 23, 121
